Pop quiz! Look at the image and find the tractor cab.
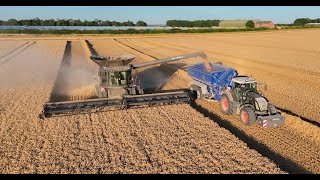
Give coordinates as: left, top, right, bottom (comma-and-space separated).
231, 76, 257, 103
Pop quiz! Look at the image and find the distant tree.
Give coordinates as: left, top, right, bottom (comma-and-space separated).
20, 19, 32, 26
92, 19, 101, 26
135, 20, 147, 26
74, 19, 83, 26
56, 19, 62, 26
82, 20, 88, 26
166, 20, 220, 27
293, 18, 312, 26
102, 20, 111, 26
124, 21, 135, 26
111, 21, 120, 26
6, 19, 18, 26
246, 20, 255, 28
275, 23, 293, 26
48, 19, 56, 26
30, 17, 41, 26
0, 18, 149, 27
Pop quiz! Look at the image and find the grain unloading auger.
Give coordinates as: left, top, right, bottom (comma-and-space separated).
39, 52, 207, 119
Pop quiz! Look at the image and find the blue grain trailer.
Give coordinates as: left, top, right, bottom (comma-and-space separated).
187, 62, 284, 128
187, 62, 237, 101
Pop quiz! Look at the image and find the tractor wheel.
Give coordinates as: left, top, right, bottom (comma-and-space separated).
219, 94, 234, 115
240, 106, 256, 126
268, 103, 278, 114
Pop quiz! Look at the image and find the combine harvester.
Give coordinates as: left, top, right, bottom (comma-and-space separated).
40, 51, 284, 128
40, 52, 207, 119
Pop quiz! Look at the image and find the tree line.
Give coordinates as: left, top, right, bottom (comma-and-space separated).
166, 20, 220, 27
277, 18, 320, 26
293, 18, 320, 26
0, 18, 147, 26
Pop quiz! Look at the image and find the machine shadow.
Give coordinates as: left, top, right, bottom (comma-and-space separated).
138, 62, 188, 94
49, 41, 72, 102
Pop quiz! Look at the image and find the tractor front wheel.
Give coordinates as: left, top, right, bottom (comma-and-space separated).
240, 106, 256, 126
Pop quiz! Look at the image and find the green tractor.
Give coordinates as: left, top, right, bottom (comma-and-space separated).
219, 76, 284, 128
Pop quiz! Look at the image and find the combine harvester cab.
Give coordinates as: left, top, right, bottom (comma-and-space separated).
188, 62, 285, 128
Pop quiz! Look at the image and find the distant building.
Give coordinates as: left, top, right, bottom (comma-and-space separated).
219, 20, 249, 28
305, 23, 320, 27
254, 21, 275, 29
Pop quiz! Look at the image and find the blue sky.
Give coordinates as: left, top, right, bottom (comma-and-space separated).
0, 6, 319, 25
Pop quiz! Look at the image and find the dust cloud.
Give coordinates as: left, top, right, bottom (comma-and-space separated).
51, 61, 97, 100
49, 41, 98, 102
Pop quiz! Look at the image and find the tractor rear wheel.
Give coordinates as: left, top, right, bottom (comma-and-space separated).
240, 106, 256, 126
219, 94, 234, 115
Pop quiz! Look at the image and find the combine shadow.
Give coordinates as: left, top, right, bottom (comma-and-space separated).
137, 62, 187, 93
49, 41, 72, 102
85, 39, 98, 56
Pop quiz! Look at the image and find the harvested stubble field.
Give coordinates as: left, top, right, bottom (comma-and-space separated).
114, 30, 320, 124
0, 38, 284, 174
0, 29, 319, 174
89, 30, 320, 174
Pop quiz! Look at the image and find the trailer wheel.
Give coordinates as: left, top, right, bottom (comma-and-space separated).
190, 85, 201, 99
196, 88, 202, 99
240, 106, 256, 126
219, 94, 234, 115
